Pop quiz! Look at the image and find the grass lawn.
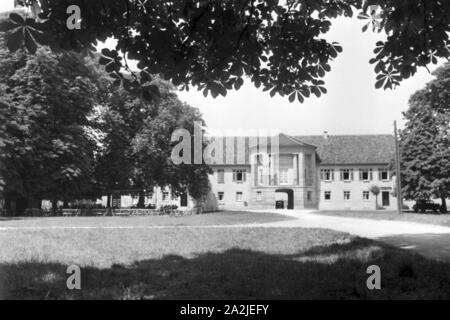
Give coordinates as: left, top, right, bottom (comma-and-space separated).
0, 210, 293, 228
314, 210, 450, 227
1, 212, 450, 299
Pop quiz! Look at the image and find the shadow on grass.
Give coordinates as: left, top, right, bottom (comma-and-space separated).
0, 217, 34, 221
1, 238, 450, 300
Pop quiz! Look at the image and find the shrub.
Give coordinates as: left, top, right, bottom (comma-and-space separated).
159, 205, 178, 212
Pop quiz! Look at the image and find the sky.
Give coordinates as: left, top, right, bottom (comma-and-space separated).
0, 1, 444, 136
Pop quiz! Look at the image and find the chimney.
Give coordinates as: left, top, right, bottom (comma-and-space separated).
323, 131, 329, 140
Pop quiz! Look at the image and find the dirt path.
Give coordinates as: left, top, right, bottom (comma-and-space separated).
249, 209, 450, 262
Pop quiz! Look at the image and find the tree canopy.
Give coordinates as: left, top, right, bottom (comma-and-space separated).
0, 26, 104, 211
400, 62, 450, 212
1, 0, 449, 103
0, 11, 212, 212
94, 77, 211, 207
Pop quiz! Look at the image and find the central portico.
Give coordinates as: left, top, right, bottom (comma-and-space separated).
247, 134, 319, 209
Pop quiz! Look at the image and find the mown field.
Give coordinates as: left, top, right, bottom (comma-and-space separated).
1, 211, 450, 299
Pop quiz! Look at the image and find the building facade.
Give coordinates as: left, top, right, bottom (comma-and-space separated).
207, 133, 397, 211
98, 133, 397, 211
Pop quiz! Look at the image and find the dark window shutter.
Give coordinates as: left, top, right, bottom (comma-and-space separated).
320, 170, 324, 181
243, 170, 247, 182
359, 169, 362, 181
351, 169, 354, 181
339, 169, 343, 181
331, 169, 335, 181
370, 170, 373, 181
232, 170, 236, 182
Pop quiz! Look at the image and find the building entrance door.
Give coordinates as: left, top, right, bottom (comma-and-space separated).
275, 189, 294, 209
180, 193, 188, 207
382, 191, 390, 207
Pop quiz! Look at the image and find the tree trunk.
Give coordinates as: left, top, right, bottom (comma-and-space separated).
16, 197, 28, 216
4, 197, 11, 210
137, 190, 145, 208
441, 196, 448, 213
52, 198, 58, 216
28, 197, 42, 209
106, 193, 111, 208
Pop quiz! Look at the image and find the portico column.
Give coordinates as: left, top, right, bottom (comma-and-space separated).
251, 153, 256, 186
298, 153, 305, 186
292, 154, 298, 185
268, 154, 272, 186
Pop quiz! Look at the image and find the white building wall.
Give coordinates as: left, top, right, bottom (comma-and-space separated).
318, 165, 396, 211
209, 165, 251, 210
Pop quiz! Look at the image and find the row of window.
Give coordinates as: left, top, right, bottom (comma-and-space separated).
216, 168, 390, 184
131, 191, 174, 201
218, 191, 315, 203
320, 168, 390, 182
323, 190, 372, 201
217, 191, 247, 202
216, 169, 247, 184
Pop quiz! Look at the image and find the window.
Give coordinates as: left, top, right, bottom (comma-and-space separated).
324, 191, 331, 200
321, 169, 333, 181
379, 169, 389, 181
236, 192, 243, 202
217, 169, 225, 184
258, 167, 264, 185
162, 191, 169, 201
218, 192, 224, 202
233, 170, 246, 183
279, 169, 288, 184
363, 191, 370, 200
256, 154, 263, 166
306, 191, 313, 201
344, 191, 351, 200
340, 169, 353, 181
359, 169, 373, 181
256, 191, 262, 202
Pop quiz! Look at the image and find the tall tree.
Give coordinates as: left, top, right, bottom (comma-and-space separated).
132, 79, 211, 206
96, 77, 212, 207
400, 63, 450, 213
0, 14, 104, 213
94, 85, 151, 207
1, 1, 449, 103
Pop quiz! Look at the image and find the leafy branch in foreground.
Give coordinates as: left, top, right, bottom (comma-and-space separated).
1, 0, 449, 102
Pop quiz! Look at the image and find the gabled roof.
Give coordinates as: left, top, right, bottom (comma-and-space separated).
275, 133, 317, 148
294, 135, 395, 165
206, 134, 395, 165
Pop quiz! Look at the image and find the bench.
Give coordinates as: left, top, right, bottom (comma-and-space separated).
62, 209, 81, 217
112, 209, 133, 216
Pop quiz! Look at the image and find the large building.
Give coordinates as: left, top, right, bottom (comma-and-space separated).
206, 133, 397, 211
109, 133, 397, 211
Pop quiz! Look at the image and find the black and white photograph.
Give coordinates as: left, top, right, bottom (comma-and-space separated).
0, 0, 450, 307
